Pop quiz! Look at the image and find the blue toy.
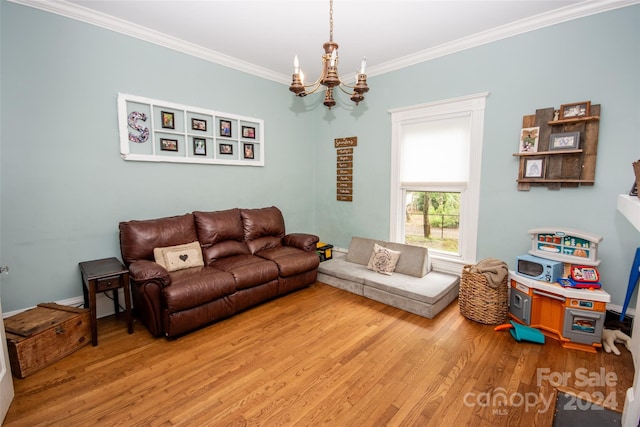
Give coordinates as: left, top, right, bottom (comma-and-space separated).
620, 247, 640, 321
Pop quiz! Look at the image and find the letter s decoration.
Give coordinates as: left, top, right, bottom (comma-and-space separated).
128, 111, 150, 143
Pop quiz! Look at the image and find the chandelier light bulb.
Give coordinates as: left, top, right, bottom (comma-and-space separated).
294, 55, 300, 74
360, 57, 366, 75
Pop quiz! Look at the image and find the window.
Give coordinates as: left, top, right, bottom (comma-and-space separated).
389, 93, 488, 274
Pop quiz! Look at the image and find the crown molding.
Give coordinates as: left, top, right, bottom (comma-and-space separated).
7, 0, 291, 84
367, 0, 640, 77
8, 0, 640, 83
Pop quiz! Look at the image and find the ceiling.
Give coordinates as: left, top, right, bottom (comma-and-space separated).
18, 0, 636, 84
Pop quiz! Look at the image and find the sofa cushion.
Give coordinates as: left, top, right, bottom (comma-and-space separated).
211, 254, 279, 290
119, 213, 197, 265
256, 246, 320, 277
241, 206, 285, 242
247, 236, 282, 254
367, 243, 401, 275
345, 237, 385, 265
317, 255, 378, 284
202, 240, 251, 263
153, 241, 205, 272
194, 209, 244, 246
383, 242, 430, 278
163, 267, 236, 312
364, 271, 460, 305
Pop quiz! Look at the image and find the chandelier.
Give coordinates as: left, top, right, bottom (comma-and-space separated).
288, 0, 369, 109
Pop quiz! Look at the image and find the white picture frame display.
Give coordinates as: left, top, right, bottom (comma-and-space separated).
117, 93, 264, 166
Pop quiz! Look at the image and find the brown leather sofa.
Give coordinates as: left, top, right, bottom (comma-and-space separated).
119, 206, 319, 337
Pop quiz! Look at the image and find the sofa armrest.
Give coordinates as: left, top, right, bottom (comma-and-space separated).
283, 233, 319, 252
128, 260, 172, 286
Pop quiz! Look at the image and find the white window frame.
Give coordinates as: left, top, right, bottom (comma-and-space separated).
389, 92, 488, 275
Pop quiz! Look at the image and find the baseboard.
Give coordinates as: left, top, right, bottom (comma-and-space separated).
3, 290, 128, 319
607, 303, 635, 318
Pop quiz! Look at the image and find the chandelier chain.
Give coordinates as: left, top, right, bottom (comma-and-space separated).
329, 0, 334, 42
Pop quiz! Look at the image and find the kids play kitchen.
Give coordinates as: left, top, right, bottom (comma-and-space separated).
509, 228, 609, 353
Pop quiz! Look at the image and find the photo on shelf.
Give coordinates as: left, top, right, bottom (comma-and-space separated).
559, 101, 591, 119
191, 118, 207, 131
220, 120, 232, 137
524, 158, 544, 178
519, 127, 539, 153
549, 132, 580, 151
160, 138, 178, 152
161, 111, 175, 129
219, 143, 233, 155
193, 138, 206, 156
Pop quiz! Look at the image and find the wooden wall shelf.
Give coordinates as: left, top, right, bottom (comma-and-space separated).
516, 105, 600, 191
547, 116, 600, 125
514, 149, 583, 156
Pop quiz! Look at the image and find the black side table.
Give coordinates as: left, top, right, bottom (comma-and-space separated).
79, 257, 133, 346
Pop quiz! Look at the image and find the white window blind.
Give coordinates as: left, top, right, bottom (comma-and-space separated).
400, 115, 471, 185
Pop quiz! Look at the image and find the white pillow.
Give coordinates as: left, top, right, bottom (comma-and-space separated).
367, 243, 401, 275
153, 241, 204, 272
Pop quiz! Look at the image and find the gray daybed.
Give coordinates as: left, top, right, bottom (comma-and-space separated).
317, 237, 460, 318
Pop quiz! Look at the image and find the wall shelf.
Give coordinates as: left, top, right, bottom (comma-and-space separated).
514, 149, 583, 156
618, 194, 640, 232
515, 105, 600, 191
547, 115, 600, 125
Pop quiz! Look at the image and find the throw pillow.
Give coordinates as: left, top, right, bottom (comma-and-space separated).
153, 241, 204, 272
367, 243, 401, 275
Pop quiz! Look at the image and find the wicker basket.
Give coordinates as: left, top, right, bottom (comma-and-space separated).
458, 264, 509, 325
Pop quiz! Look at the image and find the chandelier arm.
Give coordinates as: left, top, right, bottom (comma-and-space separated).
336, 84, 356, 95
303, 81, 324, 95
337, 76, 357, 89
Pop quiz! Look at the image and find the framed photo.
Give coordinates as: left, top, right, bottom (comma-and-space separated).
559, 101, 591, 119
160, 138, 178, 152
519, 127, 539, 153
220, 120, 232, 137
243, 143, 254, 160
524, 158, 544, 178
219, 143, 233, 155
550, 132, 580, 151
242, 126, 256, 139
191, 118, 207, 131
161, 111, 175, 129
193, 138, 206, 156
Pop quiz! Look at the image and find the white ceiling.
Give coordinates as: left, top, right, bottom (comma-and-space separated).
16, 0, 638, 84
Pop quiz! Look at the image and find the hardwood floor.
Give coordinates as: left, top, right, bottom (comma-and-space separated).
3, 282, 634, 426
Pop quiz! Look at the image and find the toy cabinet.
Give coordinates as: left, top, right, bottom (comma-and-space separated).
528, 227, 602, 266
509, 272, 609, 353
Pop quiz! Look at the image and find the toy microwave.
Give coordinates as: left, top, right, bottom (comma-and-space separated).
515, 254, 563, 283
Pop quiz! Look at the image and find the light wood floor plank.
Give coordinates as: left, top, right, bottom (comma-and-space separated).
3, 282, 634, 426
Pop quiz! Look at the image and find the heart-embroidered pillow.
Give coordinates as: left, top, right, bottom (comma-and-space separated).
153, 241, 204, 272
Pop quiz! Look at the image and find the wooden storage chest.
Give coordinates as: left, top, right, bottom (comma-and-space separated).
4, 303, 91, 378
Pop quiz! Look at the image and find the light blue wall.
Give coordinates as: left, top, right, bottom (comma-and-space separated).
0, 2, 316, 312
311, 6, 640, 307
1, 2, 639, 312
